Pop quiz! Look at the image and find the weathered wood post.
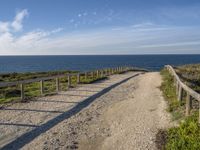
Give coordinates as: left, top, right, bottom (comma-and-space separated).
178, 86, 183, 101
85, 72, 87, 80
68, 75, 71, 88
101, 70, 104, 77
77, 73, 80, 84
176, 81, 179, 96
56, 78, 60, 92
40, 80, 44, 95
20, 83, 24, 101
186, 92, 192, 116
91, 71, 94, 79
96, 70, 99, 78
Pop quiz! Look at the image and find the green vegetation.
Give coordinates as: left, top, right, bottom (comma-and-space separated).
0, 70, 108, 104
80, 76, 107, 84
176, 64, 200, 93
160, 69, 184, 120
160, 65, 200, 150
0, 70, 73, 82
166, 113, 200, 150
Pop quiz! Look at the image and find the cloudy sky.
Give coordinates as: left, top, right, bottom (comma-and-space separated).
0, 0, 200, 55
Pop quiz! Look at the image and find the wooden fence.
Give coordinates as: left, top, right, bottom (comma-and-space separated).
165, 65, 200, 123
0, 66, 138, 101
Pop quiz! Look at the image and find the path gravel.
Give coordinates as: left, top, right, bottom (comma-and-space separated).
0, 72, 172, 150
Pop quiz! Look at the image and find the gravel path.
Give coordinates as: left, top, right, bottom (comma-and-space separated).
0, 72, 172, 150
0, 72, 140, 149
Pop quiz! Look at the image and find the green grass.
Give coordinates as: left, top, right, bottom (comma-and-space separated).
160, 68, 184, 120
0, 71, 108, 104
166, 113, 200, 150
160, 67, 200, 150
175, 64, 200, 93
80, 76, 107, 84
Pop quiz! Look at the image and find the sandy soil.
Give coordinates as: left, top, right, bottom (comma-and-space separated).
0, 72, 172, 150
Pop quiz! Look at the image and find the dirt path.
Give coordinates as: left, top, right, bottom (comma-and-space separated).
0, 72, 172, 150
0, 72, 140, 149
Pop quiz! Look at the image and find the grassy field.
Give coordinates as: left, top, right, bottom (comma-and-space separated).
0, 70, 108, 104
160, 64, 200, 150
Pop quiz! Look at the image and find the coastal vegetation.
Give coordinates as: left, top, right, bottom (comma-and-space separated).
160, 64, 200, 150
0, 70, 107, 104
175, 64, 200, 93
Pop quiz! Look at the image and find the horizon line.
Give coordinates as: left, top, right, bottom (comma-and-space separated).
1, 54, 200, 56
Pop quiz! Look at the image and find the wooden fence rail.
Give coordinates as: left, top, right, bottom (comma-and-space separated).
0, 66, 141, 101
165, 65, 200, 123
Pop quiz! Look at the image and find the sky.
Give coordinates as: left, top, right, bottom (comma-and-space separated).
0, 0, 200, 55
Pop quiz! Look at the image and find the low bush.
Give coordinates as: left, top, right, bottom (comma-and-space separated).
166, 113, 200, 150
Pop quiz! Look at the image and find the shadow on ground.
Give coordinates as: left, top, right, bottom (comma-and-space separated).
1, 73, 140, 150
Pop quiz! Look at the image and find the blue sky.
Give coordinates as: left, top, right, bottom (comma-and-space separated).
0, 0, 200, 55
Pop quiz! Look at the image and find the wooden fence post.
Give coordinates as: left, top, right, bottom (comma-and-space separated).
77, 74, 80, 84
178, 86, 183, 101
176, 81, 179, 96
20, 83, 24, 101
101, 70, 104, 77
56, 78, 60, 92
85, 72, 87, 80
186, 92, 192, 116
96, 70, 99, 78
91, 72, 94, 79
40, 80, 44, 95
68, 75, 71, 88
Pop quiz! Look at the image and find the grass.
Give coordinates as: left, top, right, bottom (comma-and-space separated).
160, 66, 200, 150
175, 64, 200, 93
0, 70, 108, 104
160, 68, 184, 120
166, 113, 200, 150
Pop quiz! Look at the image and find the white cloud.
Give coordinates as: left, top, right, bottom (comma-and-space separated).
0, 9, 28, 34
11, 9, 28, 32
0, 22, 10, 33
0, 9, 200, 55
2, 24, 200, 55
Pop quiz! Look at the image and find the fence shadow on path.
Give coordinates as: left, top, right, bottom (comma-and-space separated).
1, 73, 140, 150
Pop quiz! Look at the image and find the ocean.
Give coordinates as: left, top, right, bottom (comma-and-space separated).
0, 55, 200, 73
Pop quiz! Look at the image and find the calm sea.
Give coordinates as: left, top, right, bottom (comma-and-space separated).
0, 55, 200, 73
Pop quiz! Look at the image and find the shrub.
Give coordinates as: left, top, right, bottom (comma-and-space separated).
166, 113, 200, 150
